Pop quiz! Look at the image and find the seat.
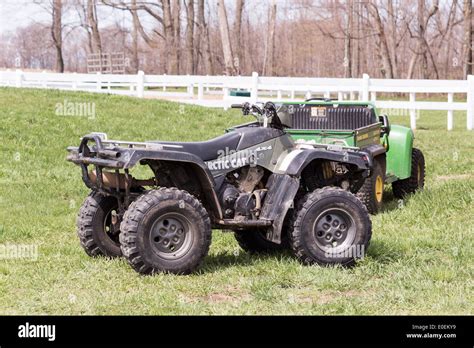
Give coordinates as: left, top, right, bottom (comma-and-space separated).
149, 131, 242, 161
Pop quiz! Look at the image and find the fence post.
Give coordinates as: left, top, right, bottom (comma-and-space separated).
251, 71, 259, 103
163, 74, 167, 91
96, 72, 101, 91
198, 82, 204, 101
15, 69, 23, 87
409, 92, 417, 130
362, 73, 369, 101
467, 75, 474, 130
447, 93, 454, 131
137, 70, 144, 98
72, 72, 77, 90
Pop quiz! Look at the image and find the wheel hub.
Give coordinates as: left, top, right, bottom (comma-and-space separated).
375, 175, 384, 203
150, 213, 191, 258
313, 208, 356, 251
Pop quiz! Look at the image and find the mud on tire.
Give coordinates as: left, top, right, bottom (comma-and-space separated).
119, 188, 212, 275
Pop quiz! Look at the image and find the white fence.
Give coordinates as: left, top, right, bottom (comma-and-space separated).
0, 69, 472, 130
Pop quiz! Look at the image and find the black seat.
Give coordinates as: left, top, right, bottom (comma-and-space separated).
149, 131, 242, 161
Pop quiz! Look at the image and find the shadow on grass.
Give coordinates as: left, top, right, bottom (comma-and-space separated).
202, 250, 294, 273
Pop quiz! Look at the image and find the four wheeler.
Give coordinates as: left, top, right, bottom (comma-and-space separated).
67, 102, 377, 275
279, 99, 425, 213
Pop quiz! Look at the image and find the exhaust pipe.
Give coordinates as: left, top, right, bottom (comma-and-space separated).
88, 171, 156, 189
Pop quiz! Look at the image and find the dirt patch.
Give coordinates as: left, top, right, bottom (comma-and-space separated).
290, 289, 365, 305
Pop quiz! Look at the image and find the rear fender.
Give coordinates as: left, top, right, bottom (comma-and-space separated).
386, 125, 414, 180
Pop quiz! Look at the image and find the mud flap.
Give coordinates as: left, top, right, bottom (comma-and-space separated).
259, 174, 300, 243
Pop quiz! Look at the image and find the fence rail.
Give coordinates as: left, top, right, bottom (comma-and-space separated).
0, 69, 472, 130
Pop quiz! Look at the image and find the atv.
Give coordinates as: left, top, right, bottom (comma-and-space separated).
67, 102, 378, 275
280, 98, 425, 214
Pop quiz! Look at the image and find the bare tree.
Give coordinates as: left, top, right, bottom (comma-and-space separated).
234, 0, 245, 74
185, 0, 195, 74
217, 0, 237, 75
87, 0, 102, 54
366, 2, 394, 78
52, 0, 64, 72
463, 0, 473, 78
263, 0, 277, 76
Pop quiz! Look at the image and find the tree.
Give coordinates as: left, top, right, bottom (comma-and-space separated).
185, 0, 195, 74
52, 0, 64, 72
463, 0, 473, 78
263, 0, 277, 76
217, 0, 237, 75
234, 0, 245, 74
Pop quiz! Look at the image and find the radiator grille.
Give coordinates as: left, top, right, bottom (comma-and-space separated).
290, 105, 376, 130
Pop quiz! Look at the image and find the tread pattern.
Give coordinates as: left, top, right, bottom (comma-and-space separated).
119, 187, 211, 275
392, 148, 425, 198
288, 186, 372, 266
76, 191, 120, 257
356, 155, 386, 214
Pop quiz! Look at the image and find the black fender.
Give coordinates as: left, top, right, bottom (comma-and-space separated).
285, 148, 373, 177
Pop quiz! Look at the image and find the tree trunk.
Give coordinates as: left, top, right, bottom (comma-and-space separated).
463, 0, 473, 78
263, 0, 277, 76
234, 0, 245, 74
130, 0, 139, 73
87, 0, 102, 55
171, 0, 181, 74
367, 3, 393, 78
52, 0, 64, 72
217, 0, 236, 75
185, 0, 195, 74
343, 0, 353, 78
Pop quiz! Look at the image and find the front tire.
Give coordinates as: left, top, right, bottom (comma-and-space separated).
289, 187, 371, 267
392, 148, 425, 198
120, 188, 212, 275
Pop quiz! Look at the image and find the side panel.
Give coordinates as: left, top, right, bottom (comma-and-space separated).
386, 125, 414, 181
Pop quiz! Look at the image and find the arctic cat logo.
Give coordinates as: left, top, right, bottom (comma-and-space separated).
207, 156, 253, 170
18, 322, 56, 341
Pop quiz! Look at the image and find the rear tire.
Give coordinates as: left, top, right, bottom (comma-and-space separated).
76, 191, 122, 258
234, 229, 288, 253
356, 155, 386, 214
392, 148, 425, 198
120, 188, 212, 275
289, 187, 371, 267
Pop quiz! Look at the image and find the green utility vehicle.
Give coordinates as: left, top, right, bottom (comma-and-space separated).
276, 99, 425, 213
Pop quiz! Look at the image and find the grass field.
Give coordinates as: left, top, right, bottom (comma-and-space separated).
0, 87, 472, 315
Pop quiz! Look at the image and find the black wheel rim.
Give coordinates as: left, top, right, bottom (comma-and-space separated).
103, 206, 120, 244
312, 208, 356, 253
149, 213, 193, 259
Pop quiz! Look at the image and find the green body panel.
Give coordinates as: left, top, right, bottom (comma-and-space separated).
287, 129, 357, 147
287, 123, 382, 148
385, 125, 414, 181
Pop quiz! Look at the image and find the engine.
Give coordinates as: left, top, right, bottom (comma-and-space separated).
219, 166, 267, 220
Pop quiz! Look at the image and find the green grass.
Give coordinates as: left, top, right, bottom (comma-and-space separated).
0, 87, 473, 315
